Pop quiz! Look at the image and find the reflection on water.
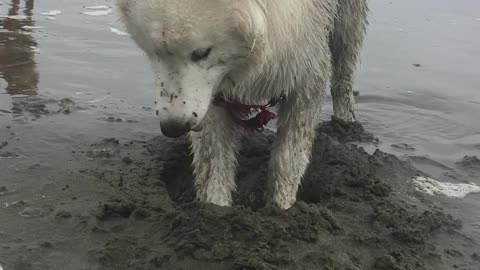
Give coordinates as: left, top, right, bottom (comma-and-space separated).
0, 0, 38, 95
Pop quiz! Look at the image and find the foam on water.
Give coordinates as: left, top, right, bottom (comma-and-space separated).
85, 6, 110, 10
22, 26, 44, 30
412, 176, 480, 198
110, 27, 128, 36
88, 96, 108, 103
41, 10, 62, 16
0, 15, 28, 20
82, 9, 112, 16
30, 46, 40, 53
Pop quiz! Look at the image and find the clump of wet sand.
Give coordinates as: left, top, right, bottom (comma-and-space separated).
10, 96, 80, 120
79, 120, 474, 270
457, 155, 480, 171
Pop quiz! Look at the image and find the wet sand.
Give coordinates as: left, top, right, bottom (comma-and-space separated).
1, 109, 478, 269
1, 0, 480, 269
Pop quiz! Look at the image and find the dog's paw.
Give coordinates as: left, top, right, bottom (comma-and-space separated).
267, 192, 296, 210
196, 191, 232, 207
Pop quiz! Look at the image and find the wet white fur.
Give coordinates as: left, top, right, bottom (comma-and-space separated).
117, 0, 369, 209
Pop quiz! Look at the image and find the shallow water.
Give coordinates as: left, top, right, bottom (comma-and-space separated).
355, 0, 480, 242
0, 0, 479, 267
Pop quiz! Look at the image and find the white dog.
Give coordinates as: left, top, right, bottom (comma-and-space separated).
117, 0, 368, 209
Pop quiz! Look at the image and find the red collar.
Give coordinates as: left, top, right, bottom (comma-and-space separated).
213, 95, 285, 131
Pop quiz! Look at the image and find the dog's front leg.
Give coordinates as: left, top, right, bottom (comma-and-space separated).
190, 106, 241, 207
267, 89, 322, 209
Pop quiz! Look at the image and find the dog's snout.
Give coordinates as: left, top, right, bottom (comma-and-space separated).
160, 120, 191, 138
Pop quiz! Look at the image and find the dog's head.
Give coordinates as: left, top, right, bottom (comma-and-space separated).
117, 0, 266, 137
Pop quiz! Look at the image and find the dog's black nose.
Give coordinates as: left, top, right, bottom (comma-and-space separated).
160, 120, 190, 138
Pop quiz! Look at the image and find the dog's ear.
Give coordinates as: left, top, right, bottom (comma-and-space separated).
232, 0, 267, 54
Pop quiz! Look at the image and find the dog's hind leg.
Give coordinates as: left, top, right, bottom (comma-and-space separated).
190, 106, 241, 207
267, 84, 324, 209
329, 0, 369, 122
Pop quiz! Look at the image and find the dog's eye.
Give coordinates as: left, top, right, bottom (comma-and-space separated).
191, 47, 212, 62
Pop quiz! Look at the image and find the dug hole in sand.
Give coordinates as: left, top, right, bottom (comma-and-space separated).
70, 118, 476, 270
